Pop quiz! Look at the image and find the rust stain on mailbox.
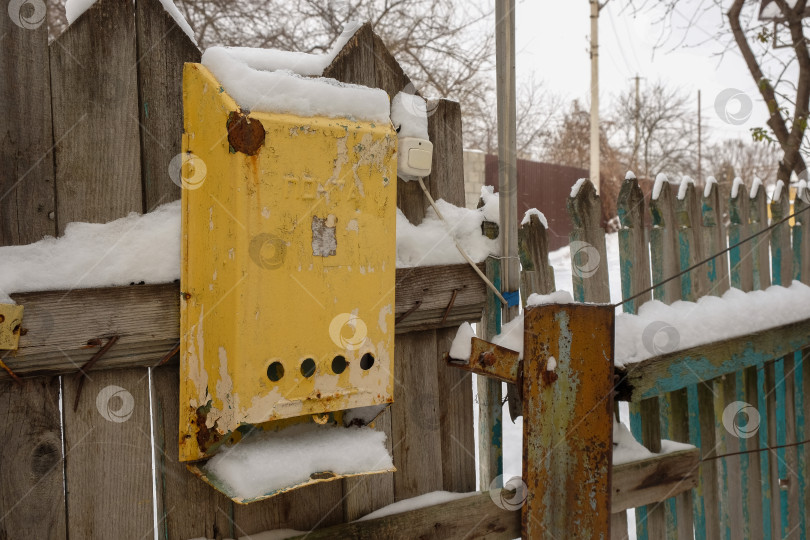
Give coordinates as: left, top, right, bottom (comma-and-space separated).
522, 303, 614, 539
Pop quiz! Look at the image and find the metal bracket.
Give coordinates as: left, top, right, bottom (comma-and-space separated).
0, 304, 24, 351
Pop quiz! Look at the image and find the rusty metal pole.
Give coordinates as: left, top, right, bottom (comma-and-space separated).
522, 303, 614, 539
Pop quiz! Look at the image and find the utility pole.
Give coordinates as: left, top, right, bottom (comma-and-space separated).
633, 74, 640, 174
496, 0, 518, 311
697, 90, 702, 186
589, 0, 601, 193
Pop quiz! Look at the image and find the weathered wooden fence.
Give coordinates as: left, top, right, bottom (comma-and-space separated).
1, 3, 482, 538
608, 174, 810, 540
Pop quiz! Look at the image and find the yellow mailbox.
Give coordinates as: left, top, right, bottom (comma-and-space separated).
179, 63, 397, 498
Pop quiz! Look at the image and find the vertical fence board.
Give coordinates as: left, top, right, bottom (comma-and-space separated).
234, 481, 344, 536
771, 185, 799, 538
391, 330, 444, 499
567, 179, 610, 303
518, 213, 556, 304
740, 366, 766, 539
63, 368, 154, 539
763, 361, 783, 538
749, 184, 772, 291
617, 173, 651, 313
729, 181, 765, 537
728, 180, 754, 292
640, 178, 685, 539
152, 366, 233, 540
478, 257, 503, 489
436, 326, 476, 492
675, 181, 708, 299
342, 408, 395, 521
0, 377, 66, 539
793, 184, 810, 538
134, 0, 200, 211
701, 181, 730, 297
690, 180, 740, 540
49, 0, 143, 231
750, 183, 779, 539
0, 5, 56, 245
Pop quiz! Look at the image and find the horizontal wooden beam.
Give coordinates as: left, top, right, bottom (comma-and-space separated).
616, 318, 810, 401
288, 447, 700, 539
611, 447, 699, 512
3, 263, 486, 380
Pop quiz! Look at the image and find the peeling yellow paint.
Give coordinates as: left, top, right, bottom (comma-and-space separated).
179, 63, 396, 462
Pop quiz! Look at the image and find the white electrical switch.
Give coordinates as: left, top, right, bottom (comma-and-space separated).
398, 137, 433, 178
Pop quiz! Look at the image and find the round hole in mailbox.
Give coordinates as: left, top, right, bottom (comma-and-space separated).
332, 355, 347, 374
267, 361, 284, 382
301, 358, 316, 378
360, 353, 375, 370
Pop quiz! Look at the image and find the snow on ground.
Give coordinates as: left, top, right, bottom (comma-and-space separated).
203, 423, 392, 501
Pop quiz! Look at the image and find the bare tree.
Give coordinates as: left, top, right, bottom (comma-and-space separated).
465, 73, 562, 159
705, 137, 782, 188
633, 0, 809, 182
610, 80, 699, 181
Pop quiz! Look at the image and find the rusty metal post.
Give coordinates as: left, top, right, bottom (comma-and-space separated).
522, 303, 614, 539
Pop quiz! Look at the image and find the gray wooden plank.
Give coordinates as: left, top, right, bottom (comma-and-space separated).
391, 330, 443, 499
728, 180, 753, 292
423, 99, 465, 207
566, 178, 610, 303
742, 366, 765, 540
62, 368, 154, 539
649, 181, 680, 303
5, 284, 180, 379
700, 181, 730, 296
436, 326, 476, 492
478, 256, 503, 490
750, 184, 772, 290
49, 0, 143, 232
0, 376, 66, 539
134, 0, 200, 211
232, 470, 344, 536
0, 2, 56, 245
616, 173, 651, 313
151, 365, 233, 540
4, 263, 487, 380
764, 361, 783, 538
675, 181, 708, 299
341, 408, 395, 521
518, 212, 556, 303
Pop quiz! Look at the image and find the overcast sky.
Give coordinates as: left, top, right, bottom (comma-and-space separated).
513, 0, 774, 144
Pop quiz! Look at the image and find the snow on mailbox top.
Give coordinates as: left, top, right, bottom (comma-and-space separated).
200, 22, 390, 123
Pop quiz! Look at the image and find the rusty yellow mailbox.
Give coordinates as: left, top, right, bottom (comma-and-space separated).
179, 63, 397, 501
